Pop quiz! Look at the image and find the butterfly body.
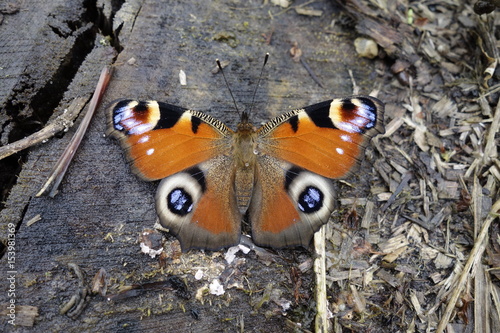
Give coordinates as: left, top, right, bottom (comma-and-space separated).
108, 96, 384, 251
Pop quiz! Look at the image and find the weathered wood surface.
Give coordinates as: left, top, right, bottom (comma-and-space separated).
0, 0, 383, 331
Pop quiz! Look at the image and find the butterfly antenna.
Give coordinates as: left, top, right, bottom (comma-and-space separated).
248, 53, 269, 116
216, 59, 240, 117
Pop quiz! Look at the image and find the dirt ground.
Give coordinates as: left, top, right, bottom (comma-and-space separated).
1, 0, 500, 332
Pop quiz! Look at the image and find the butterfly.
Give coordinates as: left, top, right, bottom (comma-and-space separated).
108, 95, 384, 251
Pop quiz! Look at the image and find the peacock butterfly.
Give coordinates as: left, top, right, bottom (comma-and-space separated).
108, 75, 384, 251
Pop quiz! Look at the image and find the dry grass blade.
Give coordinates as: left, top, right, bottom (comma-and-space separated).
488, 273, 500, 331
436, 198, 500, 333
475, 263, 489, 333
482, 97, 500, 165
314, 225, 330, 333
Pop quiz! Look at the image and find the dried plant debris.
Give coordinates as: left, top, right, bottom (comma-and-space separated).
474, 0, 500, 15
323, 1, 500, 332
107, 276, 190, 302
0, 305, 38, 327
91, 268, 108, 297
60, 263, 89, 319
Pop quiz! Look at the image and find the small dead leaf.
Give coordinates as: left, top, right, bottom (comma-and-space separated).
290, 42, 302, 62
295, 7, 323, 17
354, 38, 378, 59
271, 0, 290, 8
91, 268, 108, 296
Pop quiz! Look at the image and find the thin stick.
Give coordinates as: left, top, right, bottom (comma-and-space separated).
300, 57, 324, 88
36, 66, 113, 197
0, 97, 89, 161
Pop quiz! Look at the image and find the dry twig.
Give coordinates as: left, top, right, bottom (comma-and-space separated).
0, 97, 89, 161
36, 66, 113, 197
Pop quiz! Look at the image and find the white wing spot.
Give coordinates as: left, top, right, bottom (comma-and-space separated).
138, 135, 149, 143
340, 134, 351, 142
336, 147, 344, 155
146, 148, 155, 155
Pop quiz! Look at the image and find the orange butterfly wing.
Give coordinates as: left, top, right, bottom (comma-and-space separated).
108, 100, 241, 250
154, 160, 242, 250
249, 159, 336, 248
258, 96, 385, 179
249, 96, 385, 248
108, 100, 232, 180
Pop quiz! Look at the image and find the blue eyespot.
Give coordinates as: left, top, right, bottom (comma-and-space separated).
297, 186, 323, 213
168, 188, 193, 216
